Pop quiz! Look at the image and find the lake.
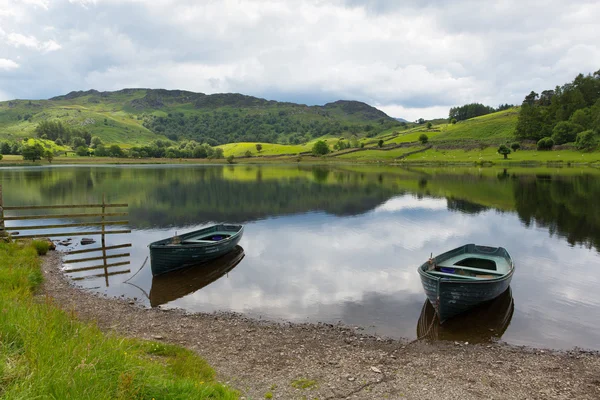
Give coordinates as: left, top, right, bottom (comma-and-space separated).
2, 164, 599, 350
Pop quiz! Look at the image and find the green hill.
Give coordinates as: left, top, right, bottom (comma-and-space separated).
0, 89, 402, 146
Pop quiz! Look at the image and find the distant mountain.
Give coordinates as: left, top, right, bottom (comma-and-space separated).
394, 117, 409, 123
0, 89, 401, 145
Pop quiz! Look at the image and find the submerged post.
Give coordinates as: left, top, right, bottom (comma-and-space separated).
101, 193, 109, 287
0, 184, 5, 238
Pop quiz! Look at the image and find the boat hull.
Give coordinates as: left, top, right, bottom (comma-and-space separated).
149, 224, 243, 276
418, 244, 514, 322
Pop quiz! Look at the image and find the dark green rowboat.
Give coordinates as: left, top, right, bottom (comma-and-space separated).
417, 244, 514, 322
149, 224, 244, 276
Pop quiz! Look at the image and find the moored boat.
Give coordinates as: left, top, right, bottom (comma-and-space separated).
149, 224, 243, 276
417, 244, 514, 322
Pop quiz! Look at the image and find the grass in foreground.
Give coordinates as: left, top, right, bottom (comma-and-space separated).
0, 242, 238, 399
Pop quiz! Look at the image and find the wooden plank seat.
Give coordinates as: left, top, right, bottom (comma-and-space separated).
435, 264, 505, 275
426, 271, 489, 280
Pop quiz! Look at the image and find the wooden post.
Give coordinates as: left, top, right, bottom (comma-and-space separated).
101, 193, 109, 287
0, 184, 5, 238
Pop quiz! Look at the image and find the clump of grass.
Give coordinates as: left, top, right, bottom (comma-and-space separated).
265, 391, 273, 398
31, 240, 50, 255
0, 242, 238, 399
291, 378, 317, 389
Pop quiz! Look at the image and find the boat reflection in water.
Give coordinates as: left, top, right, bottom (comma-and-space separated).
416, 288, 514, 344
149, 245, 245, 308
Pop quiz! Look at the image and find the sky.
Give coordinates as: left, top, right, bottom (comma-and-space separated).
0, 0, 599, 120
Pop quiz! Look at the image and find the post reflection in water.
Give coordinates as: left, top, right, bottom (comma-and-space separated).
416, 288, 514, 344
148, 245, 245, 308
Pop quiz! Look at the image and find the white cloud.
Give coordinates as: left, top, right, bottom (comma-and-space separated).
0, 58, 19, 70
6, 32, 62, 52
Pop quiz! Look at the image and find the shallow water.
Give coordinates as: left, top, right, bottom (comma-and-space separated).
2, 164, 600, 350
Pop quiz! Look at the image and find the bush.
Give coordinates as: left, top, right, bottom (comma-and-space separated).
537, 137, 554, 150
0, 154, 2, 161
426, 122, 432, 129
418, 134, 428, 144
551, 121, 584, 145
244, 150, 252, 157
227, 155, 235, 164
510, 142, 521, 151
312, 140, 330, 155
75, 146, 89, 156
31, 240, 50, 255
255, 143, 262, 152
575, 130, 598, 151
450, 118, 457, 124
377, 139, 384, 148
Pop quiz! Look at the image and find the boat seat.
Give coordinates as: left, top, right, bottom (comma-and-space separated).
426, 271, 488, 280
442, 265, 505, 275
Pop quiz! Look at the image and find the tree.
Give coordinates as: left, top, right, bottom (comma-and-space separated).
227, 155, 235, 164
426, 122, 432, 129
312, 140, 330, 155
214, 148, 224, 159
537, 137, 554, 150
575, 130, 598, 151
72, 137, 86, 148
0, 142, 10, 154
44, 150, 54, 163
245, 150, 252, 157
91, 136, 103, 148
377, 139, 384, 148
510, 142, 521, 152
94, 144, 108, 157
419, 134, 429, 144
417, 118, 425, 124
551, 121, 584, 145
497, 144, 511, 159
75, 146, 89, 156
109, 144, 124, 157
22, 144, 44, 161
255, 143, 262, 152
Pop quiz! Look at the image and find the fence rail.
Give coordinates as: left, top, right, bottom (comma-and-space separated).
0, 184, 132, 286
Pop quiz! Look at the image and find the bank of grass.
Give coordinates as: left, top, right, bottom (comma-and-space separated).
0, 242, 238, 399
336, 146, 428, 160
402, 147, 600, 164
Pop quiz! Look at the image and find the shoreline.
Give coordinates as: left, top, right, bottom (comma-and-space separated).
40, 251, 600, 399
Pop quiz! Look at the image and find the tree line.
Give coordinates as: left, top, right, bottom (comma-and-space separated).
448, 103, 514, 122
515, 71, 600, 150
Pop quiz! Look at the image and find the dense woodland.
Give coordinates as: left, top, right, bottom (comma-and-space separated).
144, 109, 398, 145
449, 103, 513, 122
515, 71, 600, 149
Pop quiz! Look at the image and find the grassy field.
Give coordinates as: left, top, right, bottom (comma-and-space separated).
336, 146, 428, 160
402, 147, 600, 164
0, 241, 238, 399
219, 142, 312, 157
432, 109, 520, 142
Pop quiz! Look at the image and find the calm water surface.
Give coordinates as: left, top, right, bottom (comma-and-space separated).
2, 164, 599, 350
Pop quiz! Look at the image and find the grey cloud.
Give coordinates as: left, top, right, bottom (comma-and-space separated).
0, 0, 598, 116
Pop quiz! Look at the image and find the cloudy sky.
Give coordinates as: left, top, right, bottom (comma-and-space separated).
0, 0, 599, 120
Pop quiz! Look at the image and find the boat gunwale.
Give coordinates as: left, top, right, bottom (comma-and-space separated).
149, 224, 244, 249
418, 243, 514, 284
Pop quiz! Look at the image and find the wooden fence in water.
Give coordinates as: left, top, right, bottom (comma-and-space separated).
0, 184, 132, 286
